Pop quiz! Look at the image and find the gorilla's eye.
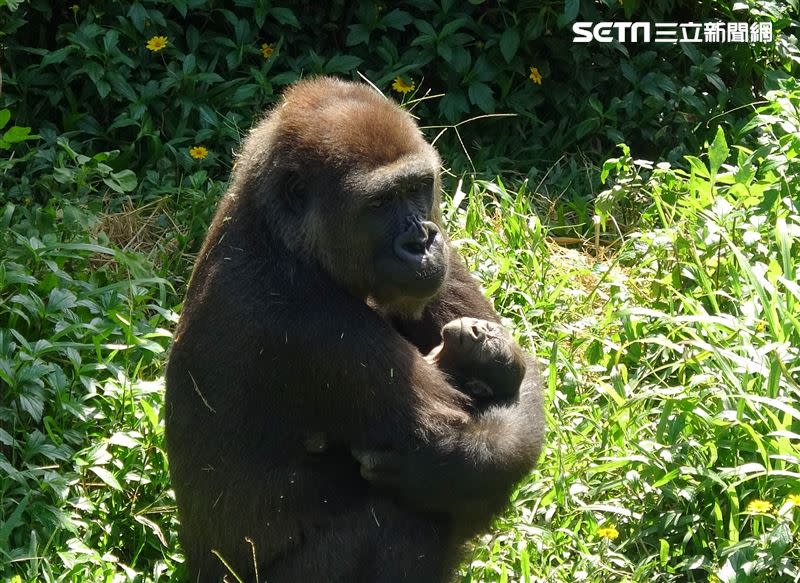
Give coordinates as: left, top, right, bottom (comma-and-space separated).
367, 198, 385, 209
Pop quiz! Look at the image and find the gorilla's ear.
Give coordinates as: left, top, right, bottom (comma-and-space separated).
278, 169, 306, 217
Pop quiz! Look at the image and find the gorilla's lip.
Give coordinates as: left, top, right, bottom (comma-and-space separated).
374, 242, 447, 301
414, 254, 446, 280
391, 257, 446, 299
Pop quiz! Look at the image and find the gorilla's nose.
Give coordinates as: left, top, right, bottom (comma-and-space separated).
394, 217, 440, 262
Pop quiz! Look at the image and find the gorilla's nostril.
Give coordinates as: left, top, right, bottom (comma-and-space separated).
426, 229, 438, 248
395, 218, 432, 260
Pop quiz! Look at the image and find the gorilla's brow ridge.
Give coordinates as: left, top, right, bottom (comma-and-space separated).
360, 155, 436, 193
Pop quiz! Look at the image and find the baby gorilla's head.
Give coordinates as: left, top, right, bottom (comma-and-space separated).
430, 318, 526, 402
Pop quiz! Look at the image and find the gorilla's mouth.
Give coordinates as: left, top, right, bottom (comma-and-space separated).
374, 235, 448, 302
399, 256, 446, 298
399, 231, 447, 294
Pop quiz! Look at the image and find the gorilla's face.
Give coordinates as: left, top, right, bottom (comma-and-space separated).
259, 79, 450, 318
358, 171, 448, 305
308, 157, 449, 316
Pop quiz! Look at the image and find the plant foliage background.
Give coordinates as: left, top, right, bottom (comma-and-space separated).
1, 0, 799, 581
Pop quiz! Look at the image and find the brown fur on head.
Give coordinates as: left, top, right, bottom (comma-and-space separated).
227, 77, 446, 318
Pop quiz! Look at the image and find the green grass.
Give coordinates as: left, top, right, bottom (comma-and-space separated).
448, 87, 800, 582
2, 85, 800, 583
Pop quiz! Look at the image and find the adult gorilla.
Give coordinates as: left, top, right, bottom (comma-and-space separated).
165, 77, 543, 582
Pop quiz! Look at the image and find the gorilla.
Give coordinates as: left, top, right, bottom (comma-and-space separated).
165, 76, 544, 583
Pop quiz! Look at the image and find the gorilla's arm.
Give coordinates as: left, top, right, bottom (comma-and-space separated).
171, 236, 533, 503
355, 362, 543, 520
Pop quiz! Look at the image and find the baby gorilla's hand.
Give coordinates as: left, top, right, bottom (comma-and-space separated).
425, 317, 526, 402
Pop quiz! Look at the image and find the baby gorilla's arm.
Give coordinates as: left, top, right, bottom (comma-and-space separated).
425, 317, 526, 403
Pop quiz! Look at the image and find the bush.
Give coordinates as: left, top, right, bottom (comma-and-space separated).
1, 1, 799, 580
2, 0, 797, 186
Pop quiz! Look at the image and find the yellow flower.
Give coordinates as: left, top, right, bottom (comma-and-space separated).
745, 499, 773, 513
529, 67, 542, 84
261, 43, 274, 59
392, 77, 415, 94
70, 4, 79, 13
597, 526, 619, 540
787, 494, 800, 506
146, 36, 168, 52
189, 146, 209, 160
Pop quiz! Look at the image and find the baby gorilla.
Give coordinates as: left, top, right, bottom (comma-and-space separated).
306, 317, 526, 455
425, 317, 527, 404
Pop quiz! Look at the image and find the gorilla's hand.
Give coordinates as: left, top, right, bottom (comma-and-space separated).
425, 318, 526, 402
352, 447, 491, 515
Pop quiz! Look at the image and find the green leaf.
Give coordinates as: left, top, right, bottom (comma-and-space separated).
0, 493, 29, 547
173, 0, 188, 17
600, 157, 620, 183
271, 71, 300, 85
449, 46, 471, 74
232, 83, 259, 102
684, 155, 710, 179
437, 42, 453, 62
659, 539, 669, 566
472, 54, 494, 83
499, 28, 520, 63
382, 9, 412, 31
90, 466, 123, 491
19, 385, 45, 422
41, 46, 74, 66
585, 339, 603, 364
108, 432, 142, 448
103, 29, 119, 53
324, 54, 363, 74
0, 109, 9, 129
103, 169, 138, 193
440, 17, 468, 38
194, 72, 224, 84
271, 7, 300, 28
107, 72, 138, 102
708, 126, 729, 178
575, 117, 598, 140
467, 82, 494, 113
95, 80, 111, 99
414, 19, 437, 37
346, 24, 371, 47
2, 126, 31, 144
183, 53, 196, 75
186, 26, 200, 53
47, 288, 78, 313
557, 0, 580, 28
128, 2, 147, 33
767, 523, 792, 559
439, 92, 469, 121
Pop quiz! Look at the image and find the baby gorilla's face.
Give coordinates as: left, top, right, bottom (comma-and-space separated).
427, 318, 527, 402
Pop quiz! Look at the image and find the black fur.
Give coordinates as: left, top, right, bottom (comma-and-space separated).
165, 77, 544, 582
